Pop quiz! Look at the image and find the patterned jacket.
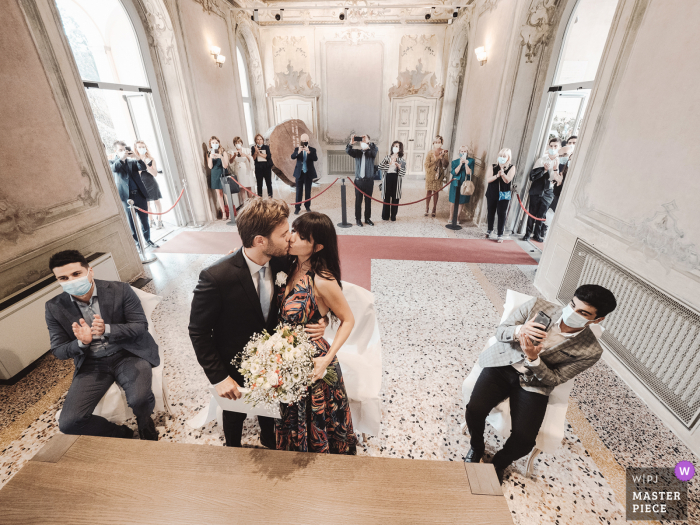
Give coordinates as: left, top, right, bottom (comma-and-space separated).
478, 297, 603, 395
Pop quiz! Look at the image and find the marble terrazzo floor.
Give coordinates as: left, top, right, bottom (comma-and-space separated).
1, 177, 698, 523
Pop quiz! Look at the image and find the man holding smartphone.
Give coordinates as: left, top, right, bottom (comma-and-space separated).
290, 133, 318, 215
464, 284, 617, 484
346, 133, 378, 227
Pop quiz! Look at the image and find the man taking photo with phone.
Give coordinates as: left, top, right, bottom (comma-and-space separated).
290, 133, 317, 215
346, 133, 378, 227
464, 284, 617, 484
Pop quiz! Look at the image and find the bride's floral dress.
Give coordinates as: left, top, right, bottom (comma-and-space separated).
275, 271, 357, 454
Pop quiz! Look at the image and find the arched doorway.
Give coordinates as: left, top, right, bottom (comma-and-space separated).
56, 0, 184, 236
514, 0, 620, 239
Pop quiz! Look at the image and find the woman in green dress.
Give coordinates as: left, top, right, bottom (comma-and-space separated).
207, 136, 229, 220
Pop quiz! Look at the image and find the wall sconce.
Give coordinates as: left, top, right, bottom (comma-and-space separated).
210, 46, 221, 57
215, 54, 226, 68
475, 46, 488, 65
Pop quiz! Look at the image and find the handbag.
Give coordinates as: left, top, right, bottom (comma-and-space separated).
460, 177, 475, 196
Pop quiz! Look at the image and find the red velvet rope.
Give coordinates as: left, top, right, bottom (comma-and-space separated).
515, 193, 546, 221
133, 188, 185, 215
228, 176, 339, 206
346, 176, 455, 206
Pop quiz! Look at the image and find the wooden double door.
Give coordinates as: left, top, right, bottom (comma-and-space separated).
390, 97, 438, 178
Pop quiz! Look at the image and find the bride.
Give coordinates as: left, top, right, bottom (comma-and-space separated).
276, 212, 358, 454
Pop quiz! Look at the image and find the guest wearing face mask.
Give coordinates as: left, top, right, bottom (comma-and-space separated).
230, 136, 255, 206
449, 145, 475, 223
464, 284, 617, 484
45, 250, 160, 440
378, 141, 406, 222
291, 133, 318, 215
110, 140, 157, 248
134, 141, 163, 230
484, 149, 515, 243
424, 136, 449, 218
346, 134, 378, 227
522, 138, 560, 242
207, 136, 229, 221
252, 134, 274, 198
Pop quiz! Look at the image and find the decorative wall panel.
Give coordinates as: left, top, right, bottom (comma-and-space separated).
323, 41, 383, 143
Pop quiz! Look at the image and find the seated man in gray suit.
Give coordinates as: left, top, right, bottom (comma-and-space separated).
465, 284, 617, 483
45, 250, 160, 440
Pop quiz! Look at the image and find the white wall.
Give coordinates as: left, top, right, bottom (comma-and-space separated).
536, 0, 700, 453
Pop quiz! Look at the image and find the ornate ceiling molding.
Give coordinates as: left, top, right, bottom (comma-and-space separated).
334, 28, 376, 45
519, 0, 558, 63
389, 59, 444, 98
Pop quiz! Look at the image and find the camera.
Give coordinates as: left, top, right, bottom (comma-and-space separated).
354, 136, 364, 143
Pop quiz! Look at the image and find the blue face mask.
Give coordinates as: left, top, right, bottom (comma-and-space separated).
561, 304, 591, 329
497, 157, 507, 164
548, 148, 558, 156
60, 275, 93, 297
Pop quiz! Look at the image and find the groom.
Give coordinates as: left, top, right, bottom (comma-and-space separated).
188, 198, 325, 448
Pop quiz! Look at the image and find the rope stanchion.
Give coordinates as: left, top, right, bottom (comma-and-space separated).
227, 176, 339, 206
134, 187, 185, 215
515, 193, 546, 221
346, 176, 455, 206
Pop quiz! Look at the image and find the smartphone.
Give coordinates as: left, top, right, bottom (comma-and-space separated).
530, 310, 551, 345
125, 146, 132, 152
354, 136, 363, 142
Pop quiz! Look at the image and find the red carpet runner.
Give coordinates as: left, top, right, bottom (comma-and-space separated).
155, 232, 537, 289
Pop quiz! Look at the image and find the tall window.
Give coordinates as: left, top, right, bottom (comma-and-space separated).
237, 46, 255, 146
57, 0, 173, 209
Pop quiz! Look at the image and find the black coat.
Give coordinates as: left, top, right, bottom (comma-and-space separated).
44, 279, 160, 377
291, 146, 318, 181
251, 145, 273, 176
110, 158, 149, 203
188, 248, 289, 385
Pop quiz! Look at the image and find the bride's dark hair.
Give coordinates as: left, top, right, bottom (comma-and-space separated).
291, 212, 342, 290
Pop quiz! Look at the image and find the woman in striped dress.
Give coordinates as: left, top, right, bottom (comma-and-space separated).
378, 140, 407, 221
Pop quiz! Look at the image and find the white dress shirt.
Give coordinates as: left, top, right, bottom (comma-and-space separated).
511, 316, 582, 372
214, 248, 274, 386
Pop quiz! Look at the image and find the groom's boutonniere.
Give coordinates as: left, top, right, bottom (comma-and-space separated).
275, 272, 288, 287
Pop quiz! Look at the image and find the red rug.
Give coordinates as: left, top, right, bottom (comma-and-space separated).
156, 232, 537, 289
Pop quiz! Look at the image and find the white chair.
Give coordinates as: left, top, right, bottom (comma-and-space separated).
57, 286, 170, 425
188, 281, 383, 439
461, 289, 602, 477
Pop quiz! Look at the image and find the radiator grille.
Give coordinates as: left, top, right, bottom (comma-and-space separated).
327, 151, 355, 175
558, 240, 700, 428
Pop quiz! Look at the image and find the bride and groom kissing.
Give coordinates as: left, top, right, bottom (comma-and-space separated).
188, 198, 358, 454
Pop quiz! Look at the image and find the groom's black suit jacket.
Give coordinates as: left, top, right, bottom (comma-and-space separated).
188, 248, 289, 386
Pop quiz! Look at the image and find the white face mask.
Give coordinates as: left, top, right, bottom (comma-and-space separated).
116, 150, 127, 159
235, 143, 242, 150
561, 304, 592, 329
211, 143, 219, 150
137, 147, 147, 155
360, 142, 369, 150
392, 146, 399, 154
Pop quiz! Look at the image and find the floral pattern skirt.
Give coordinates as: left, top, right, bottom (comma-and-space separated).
276, 342, 357, 454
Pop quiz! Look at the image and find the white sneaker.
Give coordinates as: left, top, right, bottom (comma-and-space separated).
485, 231, 493, 239
496, 236, 504, 243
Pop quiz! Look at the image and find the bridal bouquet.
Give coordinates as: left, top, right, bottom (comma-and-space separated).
236, 324, 336, 410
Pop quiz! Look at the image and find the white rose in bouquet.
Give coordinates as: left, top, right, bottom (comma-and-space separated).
234, 324, 337, 411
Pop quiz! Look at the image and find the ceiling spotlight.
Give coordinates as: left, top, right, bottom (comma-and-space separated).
210, 46, 221, 56
453, 7, 460, 17
251, 9, 258, 22
340, 7, 348, 20
215, 55, 226, 68
425, 7, 435, 20
275, 9, 284, 21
